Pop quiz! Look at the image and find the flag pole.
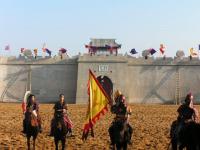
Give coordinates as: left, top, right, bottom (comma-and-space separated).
198, 45, 200, 60
42, 43, 46, 58
82, 69, 110, 141
82, 73, 92, 141
89, 74, 94, 137
30, 65, 32, 92
9, 45, 11, 57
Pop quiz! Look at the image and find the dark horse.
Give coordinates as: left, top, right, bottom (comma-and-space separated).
53, 111, 68, 150
25, 113, 39, 150
170, 120, 200, 150
109, 120, 132, 150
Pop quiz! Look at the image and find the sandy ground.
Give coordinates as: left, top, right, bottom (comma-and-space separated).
0, 103, 196, 150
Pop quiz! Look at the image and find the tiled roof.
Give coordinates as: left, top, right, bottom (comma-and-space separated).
89, 38, 119, 47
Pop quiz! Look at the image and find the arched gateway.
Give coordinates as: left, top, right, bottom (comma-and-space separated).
97, 75, 113, 101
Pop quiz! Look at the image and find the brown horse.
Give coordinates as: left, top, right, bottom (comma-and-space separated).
53, 112, 68, 150
109, 120, 132, 150
169, 120, 200, 150
25, 113, 40, 150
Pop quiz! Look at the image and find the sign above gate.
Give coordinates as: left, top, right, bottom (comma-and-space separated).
98, 65, 109, 72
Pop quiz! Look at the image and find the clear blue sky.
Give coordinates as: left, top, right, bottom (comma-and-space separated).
1, 0, 200, 57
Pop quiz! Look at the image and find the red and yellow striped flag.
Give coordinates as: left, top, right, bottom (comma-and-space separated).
82, 69, 110, 140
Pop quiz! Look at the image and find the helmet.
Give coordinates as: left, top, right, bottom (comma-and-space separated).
114, 90, 121, 100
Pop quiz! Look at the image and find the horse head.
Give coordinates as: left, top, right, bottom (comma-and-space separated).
114, 121, 130, 143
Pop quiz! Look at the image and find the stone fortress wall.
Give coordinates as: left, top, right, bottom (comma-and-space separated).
1, 55, 200, 104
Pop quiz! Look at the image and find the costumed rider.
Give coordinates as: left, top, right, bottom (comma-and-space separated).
174, 92, 199, 144
108, 90, 133, 145
49, 94, 73, 136
22, 93, 42, 134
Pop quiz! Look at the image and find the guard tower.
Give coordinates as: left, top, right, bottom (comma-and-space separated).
85, 38, 121, 56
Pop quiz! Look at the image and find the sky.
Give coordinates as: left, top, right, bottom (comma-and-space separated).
1, 0, 200, 57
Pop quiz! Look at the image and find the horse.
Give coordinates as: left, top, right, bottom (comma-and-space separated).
25, 113, 40, 150
169, 120, 179, 150
178, 121, 200, 150
109, 120, 132, 150
169, 120, 200, 150
53, 111, 68, 150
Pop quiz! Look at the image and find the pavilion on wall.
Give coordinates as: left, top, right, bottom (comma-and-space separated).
85, 39, 121, 56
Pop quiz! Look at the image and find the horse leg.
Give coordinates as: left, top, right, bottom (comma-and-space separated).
127, 124, 133, 144
27, 137, 30, 150
109, 125, 115, 145
62, 137, 66, 150
186, 145, 196, 150
178, 144, 185, 150
116, 143, 122, 150
54, 138, 59, 150
123, 142, 127, 150
33, 136, 37, 150
33, 138, 35, 150
171, 139, 177, 150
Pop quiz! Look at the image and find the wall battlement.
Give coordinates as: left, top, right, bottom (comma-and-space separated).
1, 55, 200, 65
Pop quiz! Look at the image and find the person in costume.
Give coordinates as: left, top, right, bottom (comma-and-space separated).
172, 92, 199, 145
177, 93, 199, 124
49, 94, 73, 136
109, 90, 133, 145
22, 94, 42, 134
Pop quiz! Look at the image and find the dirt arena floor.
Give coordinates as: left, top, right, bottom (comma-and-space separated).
0, 103, 197, 150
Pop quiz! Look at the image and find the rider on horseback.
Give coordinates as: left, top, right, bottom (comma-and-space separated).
22, 94, 42, 134
174, 93, 199, 144
177, 93, 199, 123
49, 94, 73, 136
109, 90, 133, 146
